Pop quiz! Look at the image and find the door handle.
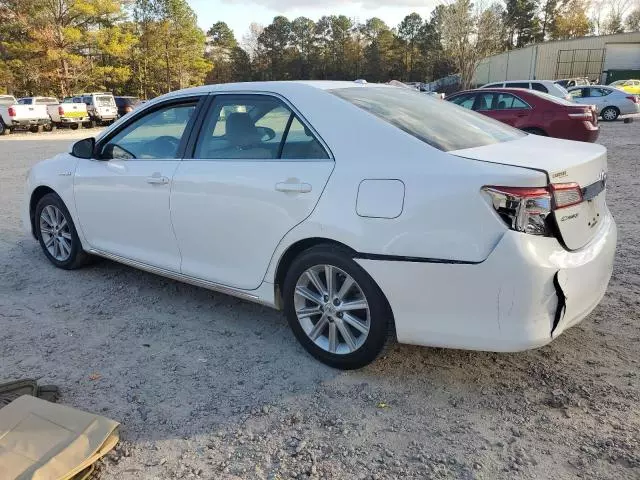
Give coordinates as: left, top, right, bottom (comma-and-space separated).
275, 182, 312, 193
147, 175, 169, 185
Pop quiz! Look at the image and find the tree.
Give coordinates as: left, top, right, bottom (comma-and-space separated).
290, 17, 315, 79
257, 16, 292, 80
441, 0, 505, 89
551, 0, 592, 38
504, 0, 541, 48
241, 22, 263, 60
397, 13, 424, 81
626, 8, 640, 30
205, 21, 238, 83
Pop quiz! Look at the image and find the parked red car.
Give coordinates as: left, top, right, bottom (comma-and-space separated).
446, 88, 599, 142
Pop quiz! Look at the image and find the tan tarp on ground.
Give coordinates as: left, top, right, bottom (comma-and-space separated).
0, 395, 119, 480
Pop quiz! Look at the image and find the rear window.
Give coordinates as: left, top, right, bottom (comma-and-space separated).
1, 96, 17, 105
506, 82, 530, 88
531, 82, 548, 93
38, 97, 58, 105
330, 86, 524, 152
96, 95, 115, 107
528, 90, 576, 106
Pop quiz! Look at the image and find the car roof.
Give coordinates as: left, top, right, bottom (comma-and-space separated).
161, 80, 392, 98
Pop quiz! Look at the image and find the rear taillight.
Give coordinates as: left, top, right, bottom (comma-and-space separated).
58, 106, 64, 115
568, 108, 593, 120
626, 95, 638, 104
483, 183, 583, 236
551, 182, 583, 209
8, 107, 16, 117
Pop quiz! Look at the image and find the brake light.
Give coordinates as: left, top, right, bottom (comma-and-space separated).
568, 108, 592, 120
8, 107, 16, 117
626, 95, 638, 104
483, 183, 583, 236
58, 106, 64, 115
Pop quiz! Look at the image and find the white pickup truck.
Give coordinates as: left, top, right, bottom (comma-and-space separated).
0, 95, 51, 135
19, 97, 89, 130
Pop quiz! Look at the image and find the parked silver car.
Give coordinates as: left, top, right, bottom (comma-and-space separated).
568, 85, 640, 121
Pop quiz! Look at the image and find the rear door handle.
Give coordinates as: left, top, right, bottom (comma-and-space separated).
147, 175, 169, 185
275, 182, 312, 193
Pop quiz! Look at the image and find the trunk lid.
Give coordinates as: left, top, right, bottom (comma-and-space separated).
452, 135, 608, 250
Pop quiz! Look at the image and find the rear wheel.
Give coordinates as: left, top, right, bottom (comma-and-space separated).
70, 123, 79, 130
43, 123, 54, 132
601, 106, 619, 122
0, 121, 10, 135
35, 193, 90, 270
283, 245, 393, 369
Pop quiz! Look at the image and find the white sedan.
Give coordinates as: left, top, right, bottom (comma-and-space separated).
24, 81, 617, 369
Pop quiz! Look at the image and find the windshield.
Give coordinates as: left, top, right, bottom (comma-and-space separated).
330, 86, 524, 152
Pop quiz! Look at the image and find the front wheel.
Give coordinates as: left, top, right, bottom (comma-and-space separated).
600, 106, 619, 122
283, 245, 393, 369
35, 193, 90, 270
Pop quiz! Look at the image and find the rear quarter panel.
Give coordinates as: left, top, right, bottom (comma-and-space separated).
262, 85, 548, 282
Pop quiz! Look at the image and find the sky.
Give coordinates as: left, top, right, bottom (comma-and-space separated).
189, 0, 441, 39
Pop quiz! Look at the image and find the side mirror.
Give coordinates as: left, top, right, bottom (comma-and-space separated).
71, 138, 95, 159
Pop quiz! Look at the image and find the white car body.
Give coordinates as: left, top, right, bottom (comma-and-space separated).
23, 81, 616, 363
568, 85, 640, 118
0, 95, 50, 132
19, 97, 89, 126
482, 80, 571, 100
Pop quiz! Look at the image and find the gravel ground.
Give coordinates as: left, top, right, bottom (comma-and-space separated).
0, 120, 639, 480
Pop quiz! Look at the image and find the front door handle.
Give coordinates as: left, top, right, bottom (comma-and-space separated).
276, 182, 312, 193
147, 175, 169, 185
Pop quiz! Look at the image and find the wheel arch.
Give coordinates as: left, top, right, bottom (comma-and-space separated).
29, 185, 58, 239
273, 237, 356, 308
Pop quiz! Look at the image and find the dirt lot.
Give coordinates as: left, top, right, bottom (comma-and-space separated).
0, 121, 639, 480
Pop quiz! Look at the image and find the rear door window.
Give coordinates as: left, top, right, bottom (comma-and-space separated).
474, 92, 494, 111
495, 94, 529, 109
588, 88, 611, 97
331, 86, 524, 152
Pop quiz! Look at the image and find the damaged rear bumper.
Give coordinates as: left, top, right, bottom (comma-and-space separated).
356, 213, 617, 352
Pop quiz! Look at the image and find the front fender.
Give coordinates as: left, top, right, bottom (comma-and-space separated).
24, 153, 84, 243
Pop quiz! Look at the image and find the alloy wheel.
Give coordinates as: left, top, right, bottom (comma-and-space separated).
294, 264, 370, 355
39, 205, 73, 261
602, 108, 617, 121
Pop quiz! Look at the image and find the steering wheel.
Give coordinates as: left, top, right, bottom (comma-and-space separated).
256, 127, 276, 142
148, 136, 180, 157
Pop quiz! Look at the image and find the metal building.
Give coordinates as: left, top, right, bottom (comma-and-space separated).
474, 32, 640, 86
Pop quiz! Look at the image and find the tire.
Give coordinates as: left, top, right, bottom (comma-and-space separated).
34, 193, 90, 270
43, 123, 54, 132
0, 121, 10, 135
283, 245, 394, 369
522, 127, 547, 136
601, 106, 619, 122
87, 120, 97, 129
70, 123, 79, 130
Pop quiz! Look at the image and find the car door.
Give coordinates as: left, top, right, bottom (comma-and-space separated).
170, 93, 334, 290
74, 97, 202, 271
490, 93, 531, 127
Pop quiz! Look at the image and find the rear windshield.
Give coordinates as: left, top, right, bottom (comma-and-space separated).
526, 90, 576, 106
97, 95, 115, 106
330, 86, 524, 152
39, 97, 59, 104
0, 96, 17, 105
